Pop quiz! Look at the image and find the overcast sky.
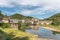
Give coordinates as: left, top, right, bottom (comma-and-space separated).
0, 0, 60, 19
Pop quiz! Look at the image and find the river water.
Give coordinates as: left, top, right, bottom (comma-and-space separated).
25, 27, 60, 40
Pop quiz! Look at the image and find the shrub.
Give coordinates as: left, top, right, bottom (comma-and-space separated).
19, 22, 26, 32
0, 23, 9, 28
2, 23, 9, 28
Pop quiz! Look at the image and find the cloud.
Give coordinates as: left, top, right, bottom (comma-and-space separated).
20, 10, 32, 16
0, 0, 13, 7
0, 0, 60, 19
0, 0, 60, 9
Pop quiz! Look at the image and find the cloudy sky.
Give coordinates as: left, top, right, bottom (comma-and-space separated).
0, 0, 60, 19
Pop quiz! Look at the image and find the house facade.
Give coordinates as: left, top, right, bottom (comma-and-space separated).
40, 20, 52, 25
0, 16, 19, 29
9, 19, 19, 29
31, 18, 40, 25
2, 16, 9, 23
0, 15, 53, 29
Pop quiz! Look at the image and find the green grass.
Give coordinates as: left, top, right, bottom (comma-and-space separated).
46, 25, 60, 30
0, 28, 36, 40
40, 24, 60, 30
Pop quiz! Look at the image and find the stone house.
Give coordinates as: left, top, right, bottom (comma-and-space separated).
21, 19, 30, 24
21, 19, 26, 23
31, 18, 40, 25
40, 20, 52, 25
9, 19, 19, 29
2, 16, 9, 23
1, 16, 19, 29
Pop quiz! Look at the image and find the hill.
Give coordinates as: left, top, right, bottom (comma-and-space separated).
45, 13, 60, 25
9, 13, 33, 20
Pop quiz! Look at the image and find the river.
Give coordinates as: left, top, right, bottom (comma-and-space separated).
25, 27, 60, 40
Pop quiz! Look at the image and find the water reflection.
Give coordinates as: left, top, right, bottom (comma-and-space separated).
25, 27, 60, 40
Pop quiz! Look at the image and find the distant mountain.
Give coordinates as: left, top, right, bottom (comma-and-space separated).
9, 13, 33, 20
45, 13, 60, 25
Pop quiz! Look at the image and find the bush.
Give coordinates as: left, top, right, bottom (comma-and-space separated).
19, 22, 26, 32
1, 23, 9, 28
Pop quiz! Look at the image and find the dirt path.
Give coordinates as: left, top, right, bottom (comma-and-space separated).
42, 27, 60, 32
33, 37, 54, 40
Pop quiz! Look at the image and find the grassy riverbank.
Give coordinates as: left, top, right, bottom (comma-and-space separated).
43, 13, 60, 30
0, 27, 37, 40
47, 25, 60, 30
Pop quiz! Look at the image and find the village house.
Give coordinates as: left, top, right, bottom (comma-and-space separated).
0, 15, 53, 29
40, 20, 52, 25
2, 15, 9, 23
21, 19, 26, 23
9, 19, 19, 29
31, 18, 40, 25
0, 15, 20, 29
21, 19, 31, 24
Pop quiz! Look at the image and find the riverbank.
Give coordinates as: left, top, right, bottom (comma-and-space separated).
47, 25, 60, 31
0, 28, 37, 40
33, 37, 55, 40
26, 26, 60, 40
41, 24, 60, 30
0, 27, 56, 40
42, 27, 60, 33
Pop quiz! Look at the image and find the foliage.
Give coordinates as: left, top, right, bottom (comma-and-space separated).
0, 11, 4, 21
9, 13, 33, 20
19, 22, 26, 32
0, 28, 35, 40
45, 13, 60, 26
0, 11, 4, 17
25, 16, 33, 20
0, 23, 9, 28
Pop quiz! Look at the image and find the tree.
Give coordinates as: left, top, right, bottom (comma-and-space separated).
45, 13, 60, 26
10, 13, 33, 20
0, 11, 4, 17
19, 22, 26, 32
0, 23, 9, 28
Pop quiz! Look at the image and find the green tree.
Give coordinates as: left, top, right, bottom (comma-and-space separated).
0, 11, 4, 21
1, 23, 9, 28
10, 13, 33, 20
45, 13, 60, 26
19, 22, 26, 32
0, 11, 4, 17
